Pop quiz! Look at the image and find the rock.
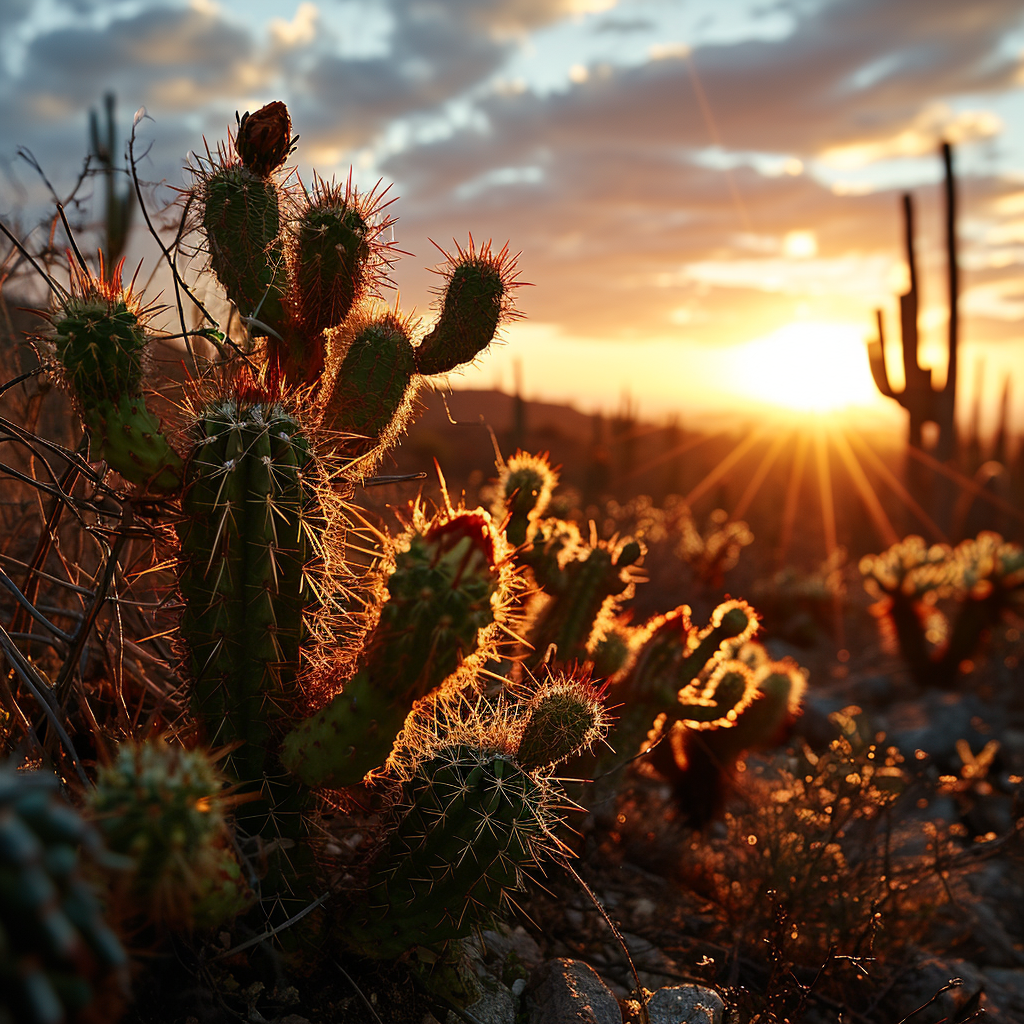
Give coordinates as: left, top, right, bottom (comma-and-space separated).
445, 984, 515, 1024
524, 959, 621, 1024
644, 985, 725, 1024
481, 925, 544, 971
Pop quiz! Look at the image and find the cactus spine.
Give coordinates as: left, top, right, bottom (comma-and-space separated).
281, 507, 511, 788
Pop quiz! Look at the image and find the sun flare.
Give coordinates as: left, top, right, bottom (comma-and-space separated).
732, 321, 883, 415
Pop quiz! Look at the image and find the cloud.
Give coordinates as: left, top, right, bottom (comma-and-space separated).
371, 0, 1024, 348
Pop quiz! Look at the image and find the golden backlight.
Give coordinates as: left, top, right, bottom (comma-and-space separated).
731, 321, 884, 414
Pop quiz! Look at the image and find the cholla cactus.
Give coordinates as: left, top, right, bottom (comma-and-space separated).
655, 644, 807, 825
47, 258, 182, 492
88, 739, 252, 930
0, 768, 127, 1024
861, 531, 1024, 687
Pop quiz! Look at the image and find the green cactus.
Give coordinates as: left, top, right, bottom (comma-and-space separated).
200, 164, 289, 340
861, 530, 1024, 688
290, 175, 390, 337
0, 767, 127, 1024
524, 534, 643, 669
493, 450, 558, 548
281, 507, 511, 788
654, 645, 807, 825
345, 741, 556, 959
599, 600, 758, 773
319, 306, 418, 465
516, 671, 610, 771
414, 239, 520, 377
50, 261, 182, 492
88, 739, 252, 930
177, 393, 312, 787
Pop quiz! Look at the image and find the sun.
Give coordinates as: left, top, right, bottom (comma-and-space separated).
731, 320, 885, 415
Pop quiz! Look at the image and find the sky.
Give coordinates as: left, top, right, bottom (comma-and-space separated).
3, 0, 1024, 432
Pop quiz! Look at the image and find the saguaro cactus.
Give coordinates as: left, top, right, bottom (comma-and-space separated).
867, 142, 960, 523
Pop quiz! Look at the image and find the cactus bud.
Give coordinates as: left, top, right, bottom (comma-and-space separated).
235, 100, 295, 177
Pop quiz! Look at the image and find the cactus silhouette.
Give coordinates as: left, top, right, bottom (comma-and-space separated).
861, 530, 1024, 688
88, 92, 136, 268
868, 142, 960, 525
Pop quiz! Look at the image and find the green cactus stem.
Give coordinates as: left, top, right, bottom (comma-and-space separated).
50, 259, 182, 492
597, 600, 758, 773
88, 739, 252, 930
516, 671, 609, 771
493, 451, 558, 548
281, 507, 510, 788
0, 767, 128, 1024
344, 742, 557, 959
525, 535, 642, 669
198, 162, 288, 339
290, 174, 394, 338
177, 395, 312, 787
656, 649, 807, 826
414, 239, 521, 377
319, 307, 418, 469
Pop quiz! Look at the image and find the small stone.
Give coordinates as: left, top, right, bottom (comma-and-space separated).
644, 985, 725, 1024
525, 959, 621, 1024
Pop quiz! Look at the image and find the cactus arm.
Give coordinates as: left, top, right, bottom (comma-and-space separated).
867, 310, 895, 399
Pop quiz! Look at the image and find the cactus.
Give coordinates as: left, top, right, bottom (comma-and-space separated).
281, 506, 513, 788
524, 533, 643, 669
88, 739, 252, 930
861, 530, 1024, 688
515, 671, 610, 771
492, 450, 558, 548
0, 767, 128, 1024
654, 646, 808, 825
88, 92, 136, 269
191, 103, 520, 458
597, 600, 759, 777
867, 142, 959, 526
176, 390, 314, 789
344, 686, 605, 959
195, 102, 295, 346
49, 259, 182, 492
414, 239, 521, 377
319, 305, 419, 462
